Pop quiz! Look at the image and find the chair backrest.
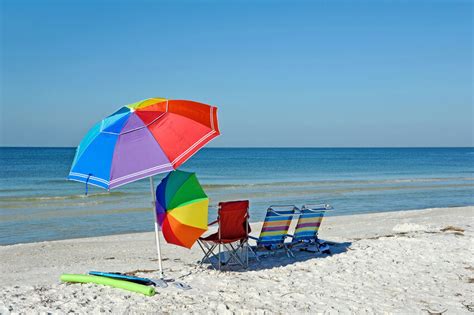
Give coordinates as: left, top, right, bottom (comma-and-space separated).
218, 200, 250, 240
257, 205, 296, 246
293, 204, 331, 242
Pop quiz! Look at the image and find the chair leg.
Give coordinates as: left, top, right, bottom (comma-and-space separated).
246, 240, 249, 268
199, 242, 218, 266
247, 245, 260, 262
197, 240, 209, 265
206, 245, 219, 264
225, 243, 246, 267
204, 239, 252, 270
218, 243, 221, 271
285, 245, 295, 258
198, 240, 224, 270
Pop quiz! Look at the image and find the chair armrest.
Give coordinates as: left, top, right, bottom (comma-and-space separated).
269, 204, 298, 209
208, 220, 218, 226
302, 204, 333, 211
248, 235, 258, 241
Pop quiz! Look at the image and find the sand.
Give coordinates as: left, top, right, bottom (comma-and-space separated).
1, 206, 473, 314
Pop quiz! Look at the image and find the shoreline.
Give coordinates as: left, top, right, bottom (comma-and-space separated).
1, 206, 473, 313
2, 205, 473, 247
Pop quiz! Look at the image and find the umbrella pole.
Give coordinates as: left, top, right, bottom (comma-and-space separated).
149, 176, 164, 279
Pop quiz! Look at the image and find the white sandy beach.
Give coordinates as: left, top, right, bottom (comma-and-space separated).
1, 206, 473, 314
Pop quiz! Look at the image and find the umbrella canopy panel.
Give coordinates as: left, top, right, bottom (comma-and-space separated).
68, 98, 220, 189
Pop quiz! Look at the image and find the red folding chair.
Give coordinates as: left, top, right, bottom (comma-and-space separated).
198, 200, 250, 270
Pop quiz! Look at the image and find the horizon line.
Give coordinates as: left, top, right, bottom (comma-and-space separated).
1, 146, 473, 149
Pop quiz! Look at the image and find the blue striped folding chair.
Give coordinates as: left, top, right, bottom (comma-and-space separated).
288, 204, 332, 254
248, 205, 297, 260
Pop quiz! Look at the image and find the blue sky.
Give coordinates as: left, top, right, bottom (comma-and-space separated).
1, 0, 472, 147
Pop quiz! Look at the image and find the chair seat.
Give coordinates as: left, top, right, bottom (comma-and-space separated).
200, 232, 246, 244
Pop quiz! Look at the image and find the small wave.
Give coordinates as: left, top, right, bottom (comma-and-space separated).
0, 200, 109, 209
0, 207, 151, 222
202, 177, 474, 190
45, 179, 74, 184
0, 191, 127, 202
205, 183, 474, 201
0, 188, 24, 193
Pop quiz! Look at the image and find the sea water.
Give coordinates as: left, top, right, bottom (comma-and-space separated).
1, 147, 473, 245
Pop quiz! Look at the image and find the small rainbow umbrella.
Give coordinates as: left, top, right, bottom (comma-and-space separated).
155, 170, 208, 249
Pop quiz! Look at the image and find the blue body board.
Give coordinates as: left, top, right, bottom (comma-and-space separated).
88, 271, 154, 285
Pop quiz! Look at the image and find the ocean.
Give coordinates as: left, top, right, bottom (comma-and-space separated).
1, 147, 473, 245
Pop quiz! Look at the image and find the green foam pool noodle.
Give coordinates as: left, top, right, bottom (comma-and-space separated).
60, 274, 155, 296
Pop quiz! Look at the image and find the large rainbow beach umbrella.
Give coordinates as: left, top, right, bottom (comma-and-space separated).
69, 98, 220, 189
68, 98, 220, 278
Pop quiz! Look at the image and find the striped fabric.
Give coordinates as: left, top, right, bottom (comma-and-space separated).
257, 208, 295, 246
293, 209, 325, 242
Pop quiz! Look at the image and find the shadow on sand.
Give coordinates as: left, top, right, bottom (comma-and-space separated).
202, 240, 352, 272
